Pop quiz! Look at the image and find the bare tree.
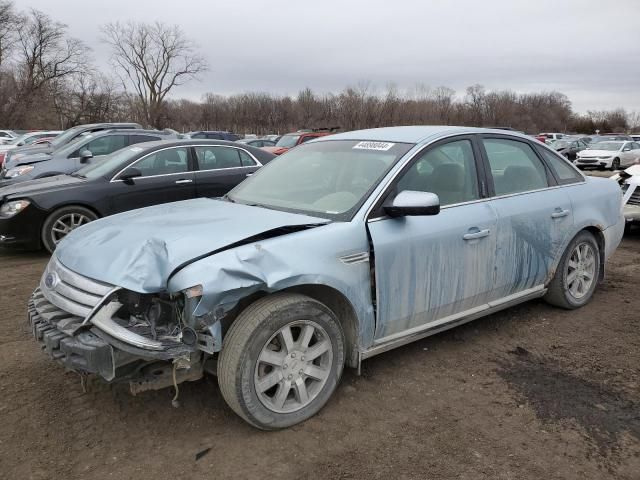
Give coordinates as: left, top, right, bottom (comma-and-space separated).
0, 0, 18, 68
102, 21, 207, 128
3, 8, 90, 126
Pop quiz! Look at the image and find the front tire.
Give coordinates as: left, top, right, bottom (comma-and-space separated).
41, 205, 98, 253
217, 293, 345, 430
611, 158, 620, 171
544, 230, 601, 309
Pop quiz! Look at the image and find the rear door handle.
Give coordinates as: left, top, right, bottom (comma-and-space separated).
463, 229, 491, 240
175, 179, 193, 184
551, 209, 570, 219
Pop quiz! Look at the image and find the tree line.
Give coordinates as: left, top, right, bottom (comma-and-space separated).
0, 1, 637, 135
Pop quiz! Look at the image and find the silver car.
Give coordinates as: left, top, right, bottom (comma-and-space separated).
28, 126, 624, 429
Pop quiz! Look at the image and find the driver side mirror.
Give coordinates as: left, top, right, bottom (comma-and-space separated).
623, 147, 631, 152
384, 190, 440, 218
118, 167, 142, 184
79, 149, 93, 163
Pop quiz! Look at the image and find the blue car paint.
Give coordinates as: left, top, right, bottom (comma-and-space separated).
52, 126, 625, 366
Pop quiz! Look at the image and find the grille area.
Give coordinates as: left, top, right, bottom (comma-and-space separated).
626, 184, 640, 206
40, 256, 114, 318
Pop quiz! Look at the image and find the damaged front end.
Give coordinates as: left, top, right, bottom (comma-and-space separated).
28, 255, 220, 394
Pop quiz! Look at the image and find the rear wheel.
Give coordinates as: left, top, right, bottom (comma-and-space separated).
544, 230, 600, 309
217, 293, 345, 430
41, 205, 98, 253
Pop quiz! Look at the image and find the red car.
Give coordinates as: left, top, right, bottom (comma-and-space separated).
262, 129, 337, 155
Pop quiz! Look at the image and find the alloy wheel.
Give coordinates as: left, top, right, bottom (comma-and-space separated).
254, 320, 333, 414
51, 212, 92, 244
565, 242, 596, 299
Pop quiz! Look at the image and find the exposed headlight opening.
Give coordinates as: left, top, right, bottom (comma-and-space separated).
184, 284, 203, 299
5, 165, 34, 178
0, 199, 30, 217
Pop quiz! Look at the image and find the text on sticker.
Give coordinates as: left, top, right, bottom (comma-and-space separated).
353, 141, 395, 151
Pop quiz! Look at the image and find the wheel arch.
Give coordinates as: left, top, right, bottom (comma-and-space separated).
582, 225, 606, 282
549, 225, 606, 285
44, 202, 102, 220
223, 284, 361, 369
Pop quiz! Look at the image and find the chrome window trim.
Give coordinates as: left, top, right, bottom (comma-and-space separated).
192, 144, 262, 172
110, 145, 192, 182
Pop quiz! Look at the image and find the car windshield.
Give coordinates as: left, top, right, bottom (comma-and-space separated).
50, 125, 87, 148
275, 134, 301, 148
74, 146, 143, 179
228, 140, 414, 220
6, 133, 32, 145
589, 142, 622, 151
552, 140, 571, 148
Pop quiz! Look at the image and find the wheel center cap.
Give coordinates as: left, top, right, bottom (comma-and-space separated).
283, 350, 306, 378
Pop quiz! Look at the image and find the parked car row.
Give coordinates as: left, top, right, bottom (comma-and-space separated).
5, 125, 624, 430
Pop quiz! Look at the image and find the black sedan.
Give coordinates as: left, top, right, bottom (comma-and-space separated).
0, 139, 275, 252
551, 138, 588, 160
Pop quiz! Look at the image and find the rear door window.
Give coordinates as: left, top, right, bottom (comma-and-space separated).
194, 146, 242, 170
483, 138, 549, 195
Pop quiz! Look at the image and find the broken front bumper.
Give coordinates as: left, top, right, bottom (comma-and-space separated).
623, 204, 640, 223
28, 288, 193, 382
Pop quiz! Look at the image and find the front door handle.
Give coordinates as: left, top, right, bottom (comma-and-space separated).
246, 173, 253, 177
463, 229, 491, 240
551, 208, 570, 219
175, 179, 193, 184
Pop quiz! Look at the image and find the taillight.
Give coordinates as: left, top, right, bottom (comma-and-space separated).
0, 153, 5, 166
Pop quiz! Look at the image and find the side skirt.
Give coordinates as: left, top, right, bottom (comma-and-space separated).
358, 285, 546, 366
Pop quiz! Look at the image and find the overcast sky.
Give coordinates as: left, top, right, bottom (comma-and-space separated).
15, 0, 640, 113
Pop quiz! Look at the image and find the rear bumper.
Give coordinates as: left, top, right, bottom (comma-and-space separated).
603, 215, 625, 261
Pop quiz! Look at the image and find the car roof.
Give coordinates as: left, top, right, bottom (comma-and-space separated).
91, 129, 173, 136
316, 126, 534, 145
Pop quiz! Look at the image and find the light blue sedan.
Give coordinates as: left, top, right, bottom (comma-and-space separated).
29, 126, 624, 429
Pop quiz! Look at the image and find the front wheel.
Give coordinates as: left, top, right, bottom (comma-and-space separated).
611, 158, 620, 171
217, 293, 345, 430
41, 205, 98, 253
544, 230, 601, 309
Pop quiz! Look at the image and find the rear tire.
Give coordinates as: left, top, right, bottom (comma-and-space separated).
544, 230, 601, 309
41, 205, 98, 253
217, 293, 345, 430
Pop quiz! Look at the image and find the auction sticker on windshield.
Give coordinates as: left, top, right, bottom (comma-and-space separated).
353, 141, 395, 151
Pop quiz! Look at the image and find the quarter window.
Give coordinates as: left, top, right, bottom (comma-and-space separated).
238, 149, 258, 166
536, 147, 582, 185
131, 147, 189, 177
194, 146, 242, 170
483, 138, 548, 195
396, 139, 480, 206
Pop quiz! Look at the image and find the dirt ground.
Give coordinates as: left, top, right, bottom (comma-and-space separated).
1, 233, 639, 480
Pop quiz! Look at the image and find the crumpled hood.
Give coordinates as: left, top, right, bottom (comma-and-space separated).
55, 197, 330, 293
